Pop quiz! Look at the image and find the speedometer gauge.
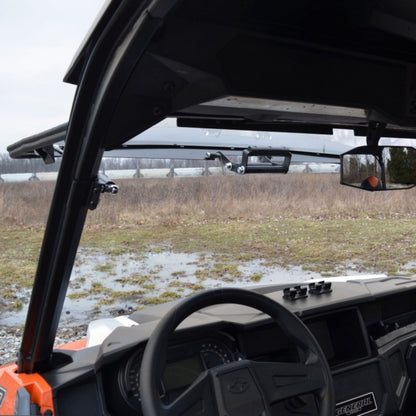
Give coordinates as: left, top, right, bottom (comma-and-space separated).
119, 336, 238, 411
120, 349, 167, 411
119, 350, 143, 406
200, 341, 233, 369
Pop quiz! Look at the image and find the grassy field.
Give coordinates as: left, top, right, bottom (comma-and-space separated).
3, 174, 416, 226
1, 173, 416, 311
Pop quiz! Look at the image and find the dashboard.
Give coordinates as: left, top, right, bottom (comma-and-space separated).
103, 307, 370, 415
119, 334, 239, 407
46, 279, 416, 416
103, 322, 304, 415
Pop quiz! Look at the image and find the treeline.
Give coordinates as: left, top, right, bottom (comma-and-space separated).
0, 153, 214, 174
0, 153, 60, 174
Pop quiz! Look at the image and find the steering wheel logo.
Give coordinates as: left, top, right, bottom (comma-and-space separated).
227, 377, 250, 394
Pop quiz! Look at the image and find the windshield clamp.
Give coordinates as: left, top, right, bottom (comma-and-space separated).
283, 285, 308, 301
88, 173, 119, 210
308, 281, 332, 295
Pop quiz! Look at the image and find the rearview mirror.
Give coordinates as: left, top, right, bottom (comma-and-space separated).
341, 146, 416, 191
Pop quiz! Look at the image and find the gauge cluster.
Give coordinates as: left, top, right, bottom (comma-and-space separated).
117, 333, 239, 412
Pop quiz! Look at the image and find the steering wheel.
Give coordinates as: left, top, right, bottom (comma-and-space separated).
140, 288, 334, 416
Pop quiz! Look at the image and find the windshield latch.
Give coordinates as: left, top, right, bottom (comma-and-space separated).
88, 173, 119, 210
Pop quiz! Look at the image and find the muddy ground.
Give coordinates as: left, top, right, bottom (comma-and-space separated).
0, 248, 391, 365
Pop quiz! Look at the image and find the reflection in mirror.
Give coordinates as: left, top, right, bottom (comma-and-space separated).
341, 146, 416, 191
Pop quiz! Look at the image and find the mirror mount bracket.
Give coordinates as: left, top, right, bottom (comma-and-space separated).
207, 148, 291, 174
366, 121, 386, 147
88, 174, 119, 210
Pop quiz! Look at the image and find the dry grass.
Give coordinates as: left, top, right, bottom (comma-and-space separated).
1, 174, 416, 227
0, 182, 53, 226
2, 173, 416, 308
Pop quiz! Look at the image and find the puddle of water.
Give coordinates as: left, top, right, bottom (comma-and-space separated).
0, 249, 399, 327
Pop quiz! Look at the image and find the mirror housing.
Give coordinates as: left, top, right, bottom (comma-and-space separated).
341, 146, 416, 191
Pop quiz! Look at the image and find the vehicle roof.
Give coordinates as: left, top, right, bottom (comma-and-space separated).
9, 0, 416, 373
65, 0, 416, 143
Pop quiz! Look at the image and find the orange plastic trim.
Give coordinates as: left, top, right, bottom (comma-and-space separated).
55, 338, 87, 351
0, 363, 54, 415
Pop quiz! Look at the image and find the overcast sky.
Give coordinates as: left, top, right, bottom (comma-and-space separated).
0, 0, 106, 153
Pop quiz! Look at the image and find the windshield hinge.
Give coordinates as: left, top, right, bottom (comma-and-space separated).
88, 173, 119, 210
35, 144, 56, 164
